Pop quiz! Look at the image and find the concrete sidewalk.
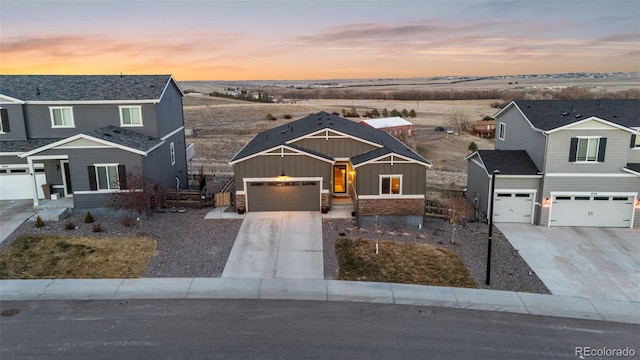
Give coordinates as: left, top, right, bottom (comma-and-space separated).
1, 278, 638, 324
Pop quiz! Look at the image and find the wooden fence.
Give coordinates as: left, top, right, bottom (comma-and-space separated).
164, 189, 212, 208
424, 200, 451, 219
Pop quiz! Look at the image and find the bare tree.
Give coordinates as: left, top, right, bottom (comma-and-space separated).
448, 109, 471, 135
447, 183, 471, 244
111, 167, 164, 232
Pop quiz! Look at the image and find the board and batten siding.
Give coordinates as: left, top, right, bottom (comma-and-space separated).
156, 81, 185, 138
0, 155, 28, 165
0, 104, 28, 141
291, 137, 378, 158
495, 177, 540, 190
143, 130, 188, 190
495, 105, 546, 170
24, 103, 159, 139
546, 128, 632, 173
355, 162, 426, 195
233, 155, 331, 191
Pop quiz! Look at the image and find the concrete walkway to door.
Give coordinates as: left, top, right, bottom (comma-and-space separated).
222, 211, 323, 279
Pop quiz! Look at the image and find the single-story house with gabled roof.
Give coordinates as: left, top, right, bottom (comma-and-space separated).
229, 112, 431, 219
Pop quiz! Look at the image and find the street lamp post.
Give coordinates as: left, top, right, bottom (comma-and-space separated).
486, 169, 500, 286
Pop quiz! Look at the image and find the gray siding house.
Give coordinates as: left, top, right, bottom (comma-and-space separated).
0, 75, 192, 210
466, 99, 640, 228
230, 112, 431, 219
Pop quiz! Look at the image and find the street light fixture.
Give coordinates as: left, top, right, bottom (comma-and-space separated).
486, 169, 500, 285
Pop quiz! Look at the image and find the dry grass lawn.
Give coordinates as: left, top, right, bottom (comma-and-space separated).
0, 234, 156, 279
336, 238, 476, 288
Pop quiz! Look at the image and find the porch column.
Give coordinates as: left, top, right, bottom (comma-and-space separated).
27, 157, 39, 206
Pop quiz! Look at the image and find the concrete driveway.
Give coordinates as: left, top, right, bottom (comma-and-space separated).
1, 200, 36, 246
496, 223, 639, 302
222, 211, 323, 279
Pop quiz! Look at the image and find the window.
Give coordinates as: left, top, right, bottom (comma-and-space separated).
119, 106, 143, 126
380, 175, 401, 195
50, 107, 74, 127
95, 165, 119, 190
498, 122, 506, 140
569, 137, 606, 163
170, 142, 175, 165
0, 108, 9, 133
632, 134, 640, 148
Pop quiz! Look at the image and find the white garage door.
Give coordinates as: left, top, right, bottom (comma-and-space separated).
0, 165, 46, 200
493, 192, 534, 223
550, 194, 635, 227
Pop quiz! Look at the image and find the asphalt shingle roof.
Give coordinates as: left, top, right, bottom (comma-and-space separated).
84, 126, 162, 153
476, 150, 541, 175
509, 99, 640, 131
231, 111, 430, 165
626, 163, 640, 174
0, 138, 62, 153
0, 75, 173, 101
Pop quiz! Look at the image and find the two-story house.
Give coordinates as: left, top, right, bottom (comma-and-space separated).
0, 75, 191, 210
466, 99, 639, 228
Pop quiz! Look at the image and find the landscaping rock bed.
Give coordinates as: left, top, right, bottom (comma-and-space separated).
322, 217, 550, 294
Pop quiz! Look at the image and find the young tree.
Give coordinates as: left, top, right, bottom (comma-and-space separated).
371, 109, 380, 118
468, 141, 478, 152
390, 108, 400, 117
382, 108, 389, 117
111, 168, 164, 232
409, 109, 417, 118
447, 183, 471, 244
401, 109, 409, 118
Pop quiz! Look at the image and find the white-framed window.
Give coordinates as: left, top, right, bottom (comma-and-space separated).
170, 142, 175, 165
498, 122, 506, 140
379, 174, 402, 195
95, 164, 119, 190
50, 107, 75, 128
119, 106, 143, 127
0, 108, 8, 133
576, 137, 599, 162
633, 134, 640, 148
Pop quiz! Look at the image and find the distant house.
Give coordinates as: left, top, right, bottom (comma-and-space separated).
0, 75, 192, 210
359, 117, 412, 137
472, 120, 496, 137
230, 112, 431, 221
465, 99, 639, 228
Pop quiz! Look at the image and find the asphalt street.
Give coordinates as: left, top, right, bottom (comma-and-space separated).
1, 299, 637, 359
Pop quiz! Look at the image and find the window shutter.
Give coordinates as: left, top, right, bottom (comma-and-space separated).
631, 134, 637, 148
597, 138, 607, 162
88, 166, 97, 191
0, 109, 9, 132
568, 138, 578, 162
117, 165, 127, 189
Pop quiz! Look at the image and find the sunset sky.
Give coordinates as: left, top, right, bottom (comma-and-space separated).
1, 0, 638, 81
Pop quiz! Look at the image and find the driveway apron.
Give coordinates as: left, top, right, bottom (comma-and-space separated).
1, 200, 36, 246
222, 211, 323, 279
496, 223, 640, 302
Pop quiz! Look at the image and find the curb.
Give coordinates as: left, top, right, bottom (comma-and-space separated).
1, 278, 638, 324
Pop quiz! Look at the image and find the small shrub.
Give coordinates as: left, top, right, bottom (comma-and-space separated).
482, 115, 494, 121
64, 221, 76, 230
121, 216, 135, 227
266, 113, 277, 121
84, 212, 95, 223
283, 114, 292, 119
331, 111, 340, 116
468, 141, 478, 152
92, 224, 103, 233
35, 216, 44, 228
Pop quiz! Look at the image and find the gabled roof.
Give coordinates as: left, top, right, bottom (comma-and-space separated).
19, 126, 162, 157
360, 117, 412, 129
0, 75, 178, 102
230, 111, 429, 165
498, 99, 640, 131
471, 150, 541, 176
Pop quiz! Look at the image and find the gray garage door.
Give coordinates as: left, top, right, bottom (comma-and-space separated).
247, 181, 320, 211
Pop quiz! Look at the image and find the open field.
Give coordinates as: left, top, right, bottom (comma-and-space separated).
184, 95, 495, 191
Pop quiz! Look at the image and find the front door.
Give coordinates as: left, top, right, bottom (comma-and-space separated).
333, 165, 347, 194
61, 160, 73, 196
